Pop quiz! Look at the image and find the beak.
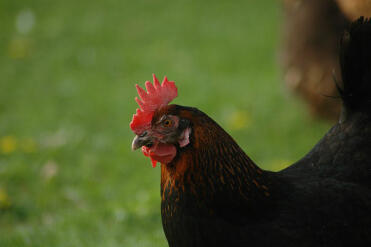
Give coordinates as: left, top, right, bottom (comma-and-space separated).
132, 134, 153, 151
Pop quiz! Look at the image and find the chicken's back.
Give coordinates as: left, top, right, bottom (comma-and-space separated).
273, 113, 371, 246
226, 116, 371, 246
283, 112, 371, 186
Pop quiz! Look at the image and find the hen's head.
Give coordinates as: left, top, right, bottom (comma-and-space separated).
130, 75, 192, 167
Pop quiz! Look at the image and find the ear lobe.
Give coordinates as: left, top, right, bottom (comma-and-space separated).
178, 127, 191, 148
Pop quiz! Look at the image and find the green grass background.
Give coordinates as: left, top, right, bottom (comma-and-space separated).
0, 0, 331, 246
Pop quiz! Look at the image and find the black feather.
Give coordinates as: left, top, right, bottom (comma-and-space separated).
339, 17, 371, 115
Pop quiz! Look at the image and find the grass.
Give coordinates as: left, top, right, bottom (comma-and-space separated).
0, 0, 331, 246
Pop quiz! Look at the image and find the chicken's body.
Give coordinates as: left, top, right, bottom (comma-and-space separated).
130, 18, 371, 247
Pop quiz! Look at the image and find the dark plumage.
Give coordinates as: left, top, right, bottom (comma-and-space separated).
338, 17, 371, 113
131, 18, 371, 247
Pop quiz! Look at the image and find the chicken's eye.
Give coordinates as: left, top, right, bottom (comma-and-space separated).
163, 119, 173, 127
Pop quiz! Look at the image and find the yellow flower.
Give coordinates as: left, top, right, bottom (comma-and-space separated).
0, 136, 17, 154
229, 110, 251, 131
0, 188, 11, 209
8, 37, 31, 59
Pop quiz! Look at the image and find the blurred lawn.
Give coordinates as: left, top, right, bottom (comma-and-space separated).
0, 0, 331, 246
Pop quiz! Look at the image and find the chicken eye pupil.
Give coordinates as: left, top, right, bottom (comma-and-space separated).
164, 119, 171, 127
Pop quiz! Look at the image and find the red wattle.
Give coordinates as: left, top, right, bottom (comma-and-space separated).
150, 157, 158, 168
141, 143, 176, 167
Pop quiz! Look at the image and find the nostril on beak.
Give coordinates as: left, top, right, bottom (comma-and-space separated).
139, 131, 147, 138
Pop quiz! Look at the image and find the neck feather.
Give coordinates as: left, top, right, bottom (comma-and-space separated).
160, 114, 272, 214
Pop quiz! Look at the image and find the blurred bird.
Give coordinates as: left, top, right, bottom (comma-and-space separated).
130, 17, 371, 247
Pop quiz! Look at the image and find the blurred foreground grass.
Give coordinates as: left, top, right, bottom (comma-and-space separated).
0, 0, 331, 246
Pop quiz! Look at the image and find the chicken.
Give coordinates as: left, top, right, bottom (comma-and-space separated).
130, 17, 371, 247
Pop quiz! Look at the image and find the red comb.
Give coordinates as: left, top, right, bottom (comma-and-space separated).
130, 74, 178, 134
